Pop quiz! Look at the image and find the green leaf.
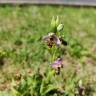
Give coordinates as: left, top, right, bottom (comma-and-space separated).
42, 85, 58, 96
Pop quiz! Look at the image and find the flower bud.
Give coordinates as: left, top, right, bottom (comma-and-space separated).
51, 16, 56, 29
57, 24, 64, 32
55, 16, 59, 27
79, 80, 83, 87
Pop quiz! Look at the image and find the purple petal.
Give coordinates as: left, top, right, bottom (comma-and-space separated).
52, 35, 61, 46
51, 58, 63, 69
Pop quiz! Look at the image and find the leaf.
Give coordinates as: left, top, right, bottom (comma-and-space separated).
42, 85, 59, 96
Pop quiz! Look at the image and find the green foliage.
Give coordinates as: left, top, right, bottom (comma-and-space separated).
68, 38, 85, 58
8, 17, 95, 96
11, 68, 64, 96
0, 49, 7, 67
11, 66, 95, 96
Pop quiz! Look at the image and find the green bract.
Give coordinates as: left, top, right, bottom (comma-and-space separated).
51, 16, 59, 33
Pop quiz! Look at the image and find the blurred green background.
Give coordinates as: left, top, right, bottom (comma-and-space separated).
0, 5, 96, 93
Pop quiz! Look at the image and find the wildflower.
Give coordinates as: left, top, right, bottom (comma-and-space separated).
51, 58, 63, 74
42, 33, 61, 48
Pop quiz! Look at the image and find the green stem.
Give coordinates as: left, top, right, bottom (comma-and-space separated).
52, 46, 57, 61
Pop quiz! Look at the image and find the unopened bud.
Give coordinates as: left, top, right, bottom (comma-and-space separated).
57, 24, 64, 32
51, 16, 56, 29
79, 80, 83, 87
55, 16, 59, 27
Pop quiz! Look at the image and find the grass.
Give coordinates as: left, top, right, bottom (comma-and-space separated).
0, 5, 96, 95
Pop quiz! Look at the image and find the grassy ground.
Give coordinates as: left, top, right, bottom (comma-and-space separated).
0, 5, 96, 95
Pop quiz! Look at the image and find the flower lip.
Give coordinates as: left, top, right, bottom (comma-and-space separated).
42, 33, 61, 48
51, 58, 63, 69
